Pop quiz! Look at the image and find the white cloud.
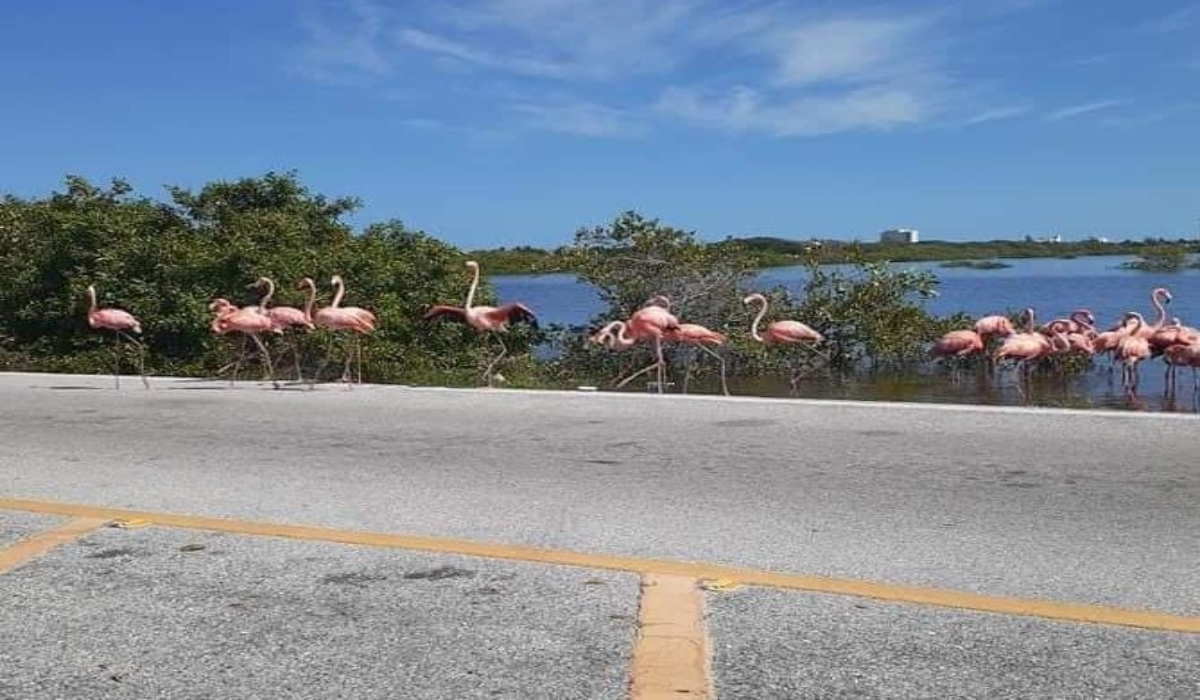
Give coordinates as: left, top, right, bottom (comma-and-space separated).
656, 85, 925, 137
288, 1, 1013, 138
1045, 100, 1124, 121
964, 106, 1027, 125
769, 17, 928, 87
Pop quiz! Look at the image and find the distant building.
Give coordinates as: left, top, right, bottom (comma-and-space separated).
879, 228, 919, 244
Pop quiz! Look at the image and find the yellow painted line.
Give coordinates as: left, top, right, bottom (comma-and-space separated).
1, 496, 1198, 634
631, 574, 712, 699
0, 517, 108, 574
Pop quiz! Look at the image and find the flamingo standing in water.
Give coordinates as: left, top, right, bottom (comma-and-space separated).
742, 293, 823, 393
208, 297, 279, 388
423, 260, 538, 387
1114, 312, 1152, 392
86, 284, 148, 389
973, 314, 1016, 342
306, 275, 375, 386
252, 277, 313, 382
931, 329, 984, 359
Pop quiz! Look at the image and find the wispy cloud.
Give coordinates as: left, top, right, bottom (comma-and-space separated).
510, 100, 643, 138
1140, 3, 1200, 32
287, 1, 1035, 139
964, 106, 1027, 125
290, 0, 389, 84
1045, 100, 1124, 121
656, 85, 926, 137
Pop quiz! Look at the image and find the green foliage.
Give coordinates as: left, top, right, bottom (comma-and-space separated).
0, 173, 530, 382
792, 249, 969, 371
553, 212, 965, 387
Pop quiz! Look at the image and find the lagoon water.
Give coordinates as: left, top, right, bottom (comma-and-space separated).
493, 255, 1200, 413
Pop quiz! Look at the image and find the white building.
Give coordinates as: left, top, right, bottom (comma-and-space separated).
879, 228, 919, 244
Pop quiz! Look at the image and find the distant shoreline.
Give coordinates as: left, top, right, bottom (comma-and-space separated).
476, 239, 1199, 275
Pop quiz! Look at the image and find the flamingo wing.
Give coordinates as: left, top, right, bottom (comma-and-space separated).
495, 303, 538, 330
422, 305, 469, 324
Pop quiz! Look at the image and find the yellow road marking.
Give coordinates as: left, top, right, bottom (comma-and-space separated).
1, 496, 1198, 634
631, 574, 712, 699
0, 517, 107, 574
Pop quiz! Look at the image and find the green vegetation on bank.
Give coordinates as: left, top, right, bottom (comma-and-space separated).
473, 236, 1200, 275
0, 172, 1128, 391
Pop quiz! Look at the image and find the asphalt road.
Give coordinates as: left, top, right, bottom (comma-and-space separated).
0, 372, 1197, 698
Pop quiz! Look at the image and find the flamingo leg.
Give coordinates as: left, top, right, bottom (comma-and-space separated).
112, 331, 121, 389
248, 333, 279, 389
313, 333, 339, 389
696, 344, 729, 396
117, 331, 149, 389
356, 336, 364, 385
615, 347, 664, 391
483, 334, 508, 388
291, 336, 304, 383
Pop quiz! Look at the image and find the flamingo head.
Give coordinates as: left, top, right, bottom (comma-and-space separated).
644, 295, 671, 310
589, 321, 623, 347
742, 293, 766, 306
208, 298, 233, 312
330, 274, 344, 286
1154, 287, 1173, 305
296, 277, 315, 291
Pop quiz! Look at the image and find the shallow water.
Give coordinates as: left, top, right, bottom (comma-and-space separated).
494, 255, 1200, 413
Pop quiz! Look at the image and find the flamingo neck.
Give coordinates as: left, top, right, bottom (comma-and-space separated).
749, 298, 767, 343
87, 286, 97, 315
303, 282, 316, 319
1070, 311, 1091, 330
331, 278, 345, 308
1150, 291, 1167, 328
260, 279, 276, 309
465, 265, 481, 309
1023, 308, 1035, 333
614, 321, 634, 348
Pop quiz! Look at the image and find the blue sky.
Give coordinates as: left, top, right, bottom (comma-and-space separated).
1, 1, 1197, 248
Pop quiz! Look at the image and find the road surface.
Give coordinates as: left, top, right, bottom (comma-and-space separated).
0, 373, 1196, 698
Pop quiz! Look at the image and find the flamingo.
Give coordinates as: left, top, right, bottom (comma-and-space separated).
993, 308, 1057, 382
422, 260, 538, 387
252, 277, 313, 382
1040, 309, 1096, 337
307, 275, 375, 385
665, 322, 729, 396
608, 296, 681, 392
743, 292, 823, 393
1163, 341, 1200, 393
1114, 312, 1152, 392
85, 284, 148, 389
931, 329, 984, 358
208, 297, 278, 388
973, 314, 1015, 341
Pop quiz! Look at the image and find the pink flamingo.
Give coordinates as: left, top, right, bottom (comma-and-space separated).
208, 297, 278, 388
973, 314, 1015, 341
1045, 320, 1096, 355
423, 260, 538, 387
306, 275, 375, 385
611, 296, 680, 392
665, 322, 729, 396
1163, 341, 1200, 392
993, 308, 1058, 382
931, 329, 984, 359
1114, 312, 1151, 392
86, 284, 148, 389
252, 276, 313, 382
1040, 309, 1095, 337
743, 292, 823, 393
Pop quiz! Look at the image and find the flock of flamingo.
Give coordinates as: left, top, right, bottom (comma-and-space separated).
84, 261, 1200, 400
930, 286, 1200, 394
